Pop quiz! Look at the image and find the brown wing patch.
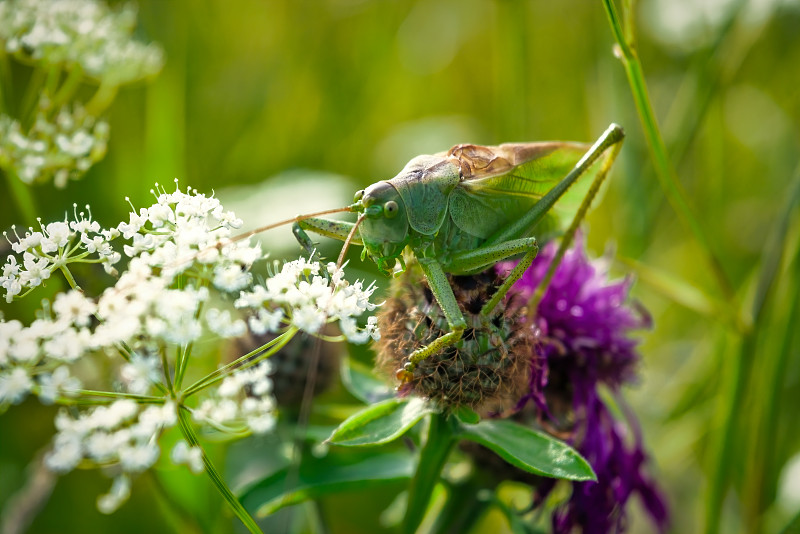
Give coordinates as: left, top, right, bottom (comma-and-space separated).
447, 142, 563, 181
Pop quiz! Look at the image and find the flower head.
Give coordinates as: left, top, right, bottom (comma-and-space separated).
0, 0, 163, 85
0, 102, 110, 187
376, 263, 535, 411
499, 238, 667, 533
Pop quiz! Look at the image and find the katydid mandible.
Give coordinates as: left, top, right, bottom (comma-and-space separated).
293, 123, 625, 380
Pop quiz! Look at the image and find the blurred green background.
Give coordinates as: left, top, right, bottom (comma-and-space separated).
1, 0, 799, 533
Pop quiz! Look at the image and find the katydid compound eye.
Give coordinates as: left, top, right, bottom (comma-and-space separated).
384, 200, 399, 218
354, 190, 364, 202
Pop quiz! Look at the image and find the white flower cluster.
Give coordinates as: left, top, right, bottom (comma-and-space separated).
0, 0, 164, 86
0, 102, 109, 186
2, 205, 120, 302
0, 183, 384, 514
0, 185, 259, 405
193, 361, 277, 435
0, 290, 94, 404
45, 399, 176, 513
235, 257, 381, 344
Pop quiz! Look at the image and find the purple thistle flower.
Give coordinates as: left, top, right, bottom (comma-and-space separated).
499, 237, 668, 534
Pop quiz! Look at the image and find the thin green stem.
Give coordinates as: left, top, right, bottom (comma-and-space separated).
85, 82, 119, 116
58, 265, 81, 291
0, 48, 12, 113
173, 342, 192, 391
601, 0, 735, 303
429, 476, 493, 534
73, 389, 165, 401
161, 346, 175, 397
177, 406, 263, 534
403, 413, 457, 534
21, 67, 46, 126
50, 64, 84, 110
182, 328, 297, 399
705, 171, 800, 534
174, 291, 209, 390
44, 65, 60, 101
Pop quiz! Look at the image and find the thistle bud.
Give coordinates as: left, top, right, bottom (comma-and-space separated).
375, 262, 537, 413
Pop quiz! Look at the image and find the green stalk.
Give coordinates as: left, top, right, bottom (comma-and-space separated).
174, 340, 199, 392
743, 175, 800, 529
177, 406, 263, 534
72, 389, 165, 402
0, 48, 12, 113
403, 412, 457, 534
50, 64, 85, 110
58, 265, 81, 292
601, 0, 735, 303
85, 82, 119, 116
705, 169, 800, 533
20, 67, 46, 126
182, 328, 297, 399
429, 477, 492, 534
161, 346, 175, 397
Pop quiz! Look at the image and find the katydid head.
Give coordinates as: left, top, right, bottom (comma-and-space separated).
352, 181, 410, 275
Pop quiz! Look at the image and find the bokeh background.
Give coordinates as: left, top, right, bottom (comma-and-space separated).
1, 0, 799, 533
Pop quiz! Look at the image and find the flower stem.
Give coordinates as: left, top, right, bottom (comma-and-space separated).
601, 0, 735, 303
0, 48, 12, 114
707, 172, 800, 533
403, 412, 457, 534
74, 389, 166, 402
58, 265, 81, 292
50, 65, 84, 110
85, 82, 119, 116
177, 406, 263, 534
181, 328, 297, 399
161, 347, 175, 397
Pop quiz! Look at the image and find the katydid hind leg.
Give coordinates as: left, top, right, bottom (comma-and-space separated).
526, 128, 624, 315
486, 123, 625, 246
445, 237, 539, 318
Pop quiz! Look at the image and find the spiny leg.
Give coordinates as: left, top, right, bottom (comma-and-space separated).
400, 238, 539, 379
526, 128, 624, 315
486, 123, 625, 247
292, 217, 361, 259
399, 257, 467, 380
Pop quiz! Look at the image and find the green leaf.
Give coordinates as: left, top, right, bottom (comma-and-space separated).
239, 451, 414, 517
458, 419, 595, 481
327, 397, 437, 447
340, 355, 394, 404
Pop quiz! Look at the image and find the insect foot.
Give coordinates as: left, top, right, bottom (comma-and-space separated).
375, 261, 538, 413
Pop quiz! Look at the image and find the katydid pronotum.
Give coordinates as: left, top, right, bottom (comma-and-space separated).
291, 123, 624, 381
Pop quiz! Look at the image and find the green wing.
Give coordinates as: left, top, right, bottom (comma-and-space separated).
446, 142, 601, 240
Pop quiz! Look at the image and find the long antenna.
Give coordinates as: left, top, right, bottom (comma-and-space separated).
336, 213, 366, 269
230, 205, 356, 244
278, 211, 366, 532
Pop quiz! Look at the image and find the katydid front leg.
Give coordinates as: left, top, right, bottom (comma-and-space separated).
292, 217, 361, 258
399, 237, 539, 377
399, 257, 467, 379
